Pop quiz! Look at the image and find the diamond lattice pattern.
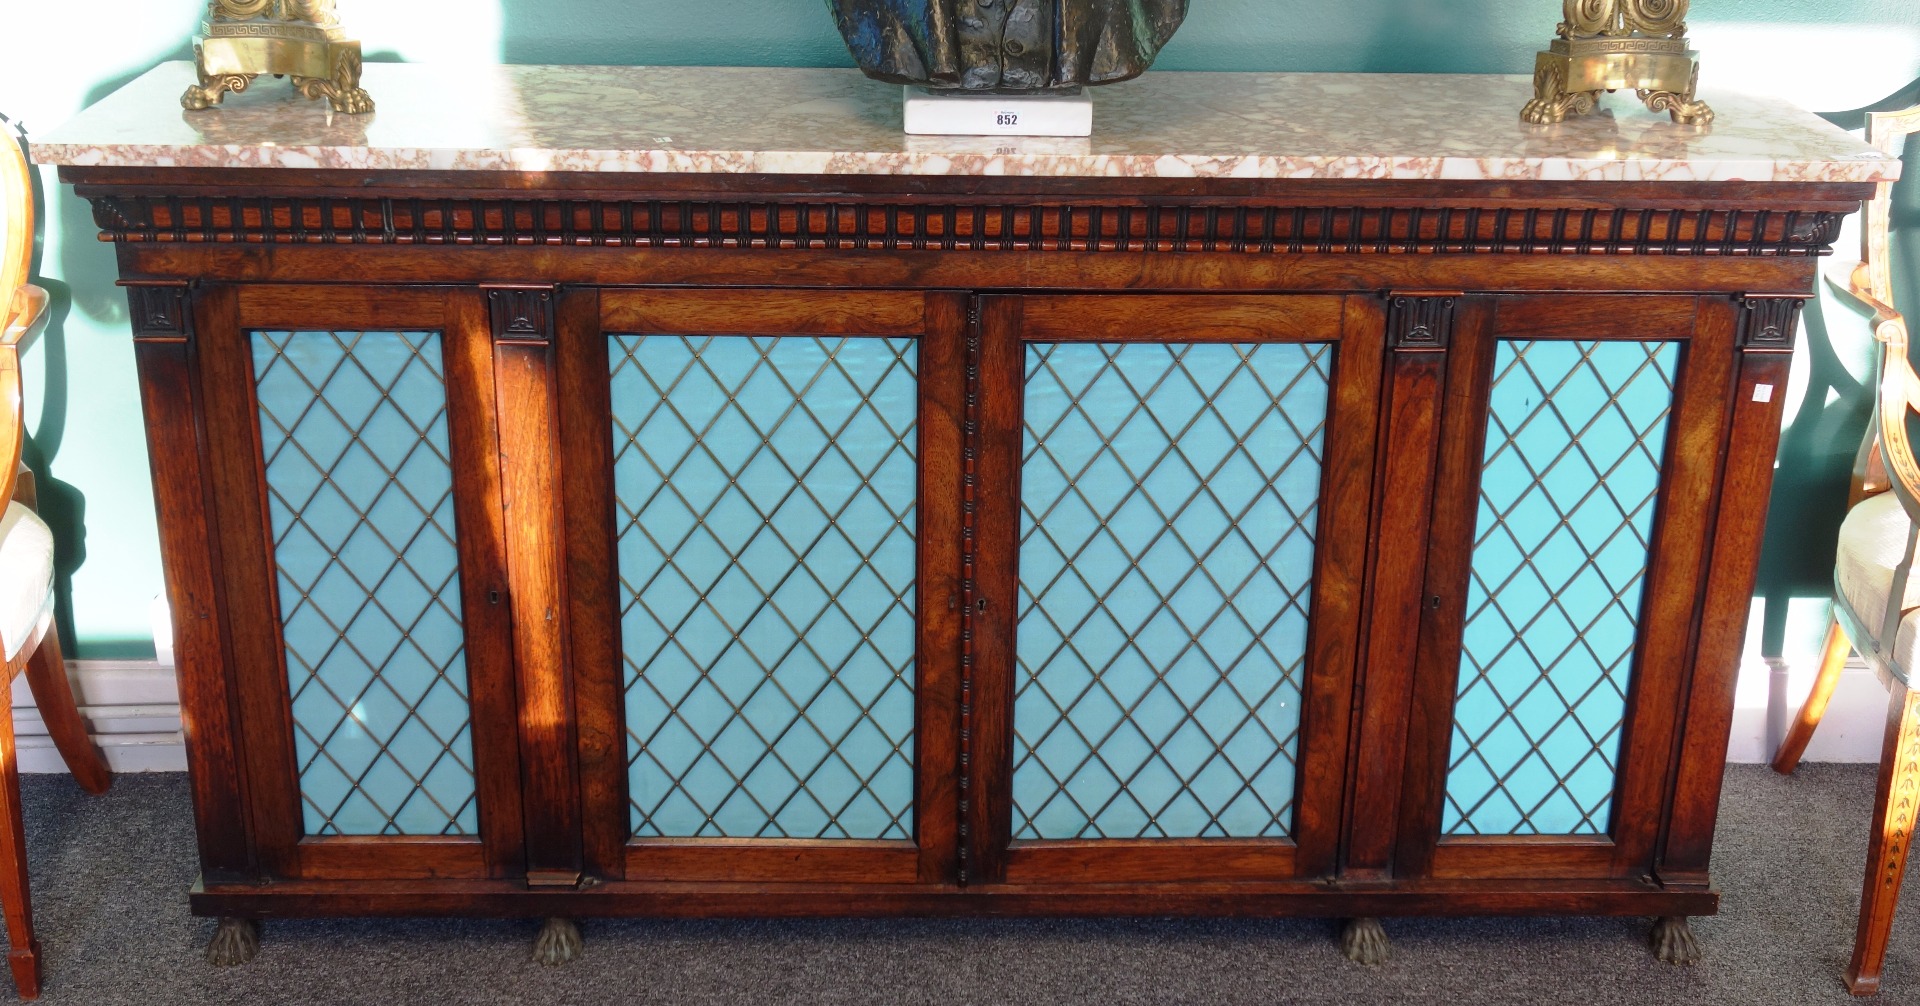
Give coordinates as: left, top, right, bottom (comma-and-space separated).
613, 335, 918, 840
1014, 342, 1330, 840
1444, 339, 1679, 836
253, 330, 476, 837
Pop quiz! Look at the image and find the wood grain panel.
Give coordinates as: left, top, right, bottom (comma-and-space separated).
443, 292, 529, 880
1657, 299, 1797, 887
1005, 841, 1298, 884
294, 838, 490, 880
1340, 296, 1462, 880
491, 288, 583, 886
915, 293, 968, 884
1606, 299, 1728, 876
1291, 296, 1385, 879
1018, 295, 1344, 344
190, 877, 1718, 919
1491, 294, 1697, 342
624, 841, 920, 885
601, 289, 926, 336
1429, 838, 1618, 880
965, 295, 1025, 886
234, 285, 450, 330
1392, 298, 1498, 880
133, 283, 256, 882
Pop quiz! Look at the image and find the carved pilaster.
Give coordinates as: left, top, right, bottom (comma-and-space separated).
487, 286, 555, 345
123, 283, 191, 344
1387, 294, 1458, 352
1737, 295, 1803, 353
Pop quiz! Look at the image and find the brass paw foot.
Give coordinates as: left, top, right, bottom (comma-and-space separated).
1341, 917, 1389, 965
206, 917, 259, 967
532, 917, 582, 966
292, 47, 375, 114
1521, 63, 1597, 124
181, 47, 256, 111
1649, 916, 1700, 965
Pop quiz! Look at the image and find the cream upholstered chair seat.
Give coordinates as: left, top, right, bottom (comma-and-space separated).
0, 501, 52, 664
1836, 492, 1920, 676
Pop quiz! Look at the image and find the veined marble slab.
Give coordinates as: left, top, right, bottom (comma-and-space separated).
35, 61, 1900, 184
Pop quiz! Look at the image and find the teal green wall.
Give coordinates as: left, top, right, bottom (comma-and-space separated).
0, 0, 1915, 658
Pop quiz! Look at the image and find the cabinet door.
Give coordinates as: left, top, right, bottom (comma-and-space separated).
562, 289, 965, 885
966, 294, 1379, 884
194, 285, 523, 881
1395, 295, 1729, 881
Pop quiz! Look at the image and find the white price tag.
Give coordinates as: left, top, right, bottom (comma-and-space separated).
994, 111, 1021, 131
1753, 384, 1774, 403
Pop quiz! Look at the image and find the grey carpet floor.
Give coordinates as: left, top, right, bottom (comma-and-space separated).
12, 763, 1920, 1005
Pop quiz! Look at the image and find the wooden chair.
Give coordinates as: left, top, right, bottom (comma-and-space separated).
0, 121, 113, 1000
1770, 100, 1920, 996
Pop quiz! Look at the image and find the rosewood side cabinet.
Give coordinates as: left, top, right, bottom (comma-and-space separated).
38, 64, 1901, 966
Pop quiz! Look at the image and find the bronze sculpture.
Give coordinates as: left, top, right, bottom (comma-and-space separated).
829, 0, 1189, 92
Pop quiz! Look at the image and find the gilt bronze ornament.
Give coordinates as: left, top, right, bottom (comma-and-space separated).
829, 0, 1188, 92
182, 0, 373, 114
1521, 0, 1711, 126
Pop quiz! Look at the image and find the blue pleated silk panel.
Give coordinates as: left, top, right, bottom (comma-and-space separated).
1443, 339, 1679, 835
253, 330, 477, 837
1015, 342, 1330, 839
612, 335, 918, 840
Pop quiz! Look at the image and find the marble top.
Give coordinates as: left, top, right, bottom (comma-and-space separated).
36, 61, 1900, 184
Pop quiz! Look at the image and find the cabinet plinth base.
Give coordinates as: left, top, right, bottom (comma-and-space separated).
189, 877, 1718, 920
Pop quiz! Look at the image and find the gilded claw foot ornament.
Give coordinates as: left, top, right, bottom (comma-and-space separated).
292, 48, 374, 114
1341, 917, 1389, 965
532, 917, 582, 966
181, 47, 256, 111
1521, 64, 1597, 124
1639, 67, 1712, 126
1649, 916, 1701, 965
206, 917, 259, 967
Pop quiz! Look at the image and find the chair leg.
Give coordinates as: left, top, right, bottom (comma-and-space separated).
1772, 619, 1853, 775
0, 667, 41, 999
22, 633, 109, 796
1846, 683, 1920, 995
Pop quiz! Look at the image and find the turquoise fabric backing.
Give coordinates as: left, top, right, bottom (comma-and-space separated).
612, 335, 919, 840
253, 330, 477, 837
1444, 339, 1679, 836
1013, 342, 1330, 840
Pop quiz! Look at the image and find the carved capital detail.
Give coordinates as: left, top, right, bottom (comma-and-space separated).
125, 284, 191, 344
1388, 294, 1457, 351
1737, 295, 1803, 353
487, 286, 555, 344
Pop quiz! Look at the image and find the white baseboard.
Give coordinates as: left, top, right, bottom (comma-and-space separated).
1727, 653, 1885, 764
10, 651, 1886, 778
13, 659, 185, 774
